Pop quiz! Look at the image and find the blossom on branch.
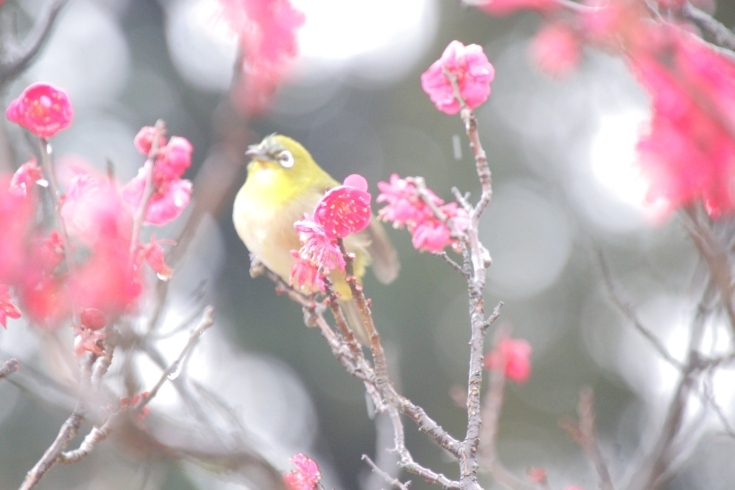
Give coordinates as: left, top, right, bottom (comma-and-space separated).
218, 0, 305, 113
284, 453, 321, 490
121, 132, 194, 226
0, 285, 21, 328
314, 174, 372, 239
10, 157, 44, 197
5, 83, 73, 138
421, 40, 495, 114
484, 337, 532, 384
377, 174, 468, 253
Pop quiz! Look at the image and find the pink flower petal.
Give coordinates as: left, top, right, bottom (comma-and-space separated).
314, 182, 372, 239
5, 83, 73, 138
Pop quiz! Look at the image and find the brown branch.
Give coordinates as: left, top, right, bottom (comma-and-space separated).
682, 4, 735, 53
0, 357, 19, 380
561, 389, 614, 490
0, 0, 69, 86
680, 208, 735, 336
363, 454, 412, 490
624, 281, 714, 490
596, 250, 683, 369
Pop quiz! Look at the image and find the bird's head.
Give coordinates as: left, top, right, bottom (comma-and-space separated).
245, 134, 325, 189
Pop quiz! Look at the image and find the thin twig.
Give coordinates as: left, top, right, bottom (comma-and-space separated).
567, 389, 615, 490
139, 306, 214, 409
682, 4, 735, 52
596, 250, 683, 369
363, 455, 412, 490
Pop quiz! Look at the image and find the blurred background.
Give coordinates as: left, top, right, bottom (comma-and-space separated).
1, 0, 735, 489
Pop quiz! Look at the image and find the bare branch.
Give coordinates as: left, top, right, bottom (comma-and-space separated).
682, 4, 735, 52
363, 455, 412, 490
596, 250, 683, 368
0, 0, 69, 86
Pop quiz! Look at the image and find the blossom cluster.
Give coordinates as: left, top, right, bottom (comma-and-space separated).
376, 174, 469, 253
289, 175, 372, 292
1, 83, 191, 355
283, 453, 321, 490
476, 0, 735, 218
420, 40, 496, 114
217, 0, 305, 113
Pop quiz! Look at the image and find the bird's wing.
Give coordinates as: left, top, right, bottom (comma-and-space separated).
363, 218, 400, 284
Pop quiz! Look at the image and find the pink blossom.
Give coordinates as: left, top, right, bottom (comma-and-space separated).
133, 126, 167, 156
73, 327, 106, 357
121, 168, 192, 226
155, 136, 193, 183
531, 22, 581, 77
219, 0, 305, 113
80, 308, 107, 331
283, 453, 321, 490
420, 40, 495, 114
412, 220, 453, 253
479, 0, 559, 15
294, 219, 345, 273
313, 174, 372, 239
289, 252, 326, 293
10, 157, 44, 197
377, 174, 467, 253
19, 276, 69, 329
62, 172, 131, 242
484, 337, 532, 384
0, 284, 21, 328
139, 236, 174, 281
6, 83, 73, 138
631, 31, 735, 217
377, 174, 438, 227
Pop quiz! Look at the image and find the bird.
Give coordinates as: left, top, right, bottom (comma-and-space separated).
233, 134, 399, 343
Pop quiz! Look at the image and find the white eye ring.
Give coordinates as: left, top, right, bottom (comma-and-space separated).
278, 150, 294, 168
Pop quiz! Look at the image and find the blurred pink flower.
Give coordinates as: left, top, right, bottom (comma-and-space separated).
484, 337, 533, 384
10, 157, 44, 197
155, 136, 193, 182
80, 307, 107, 331
62, 172, 131, 242
139, 236, 174, 281
133, 126, 167, 156
121, 169, 192, 226
421, 40, 495, 114
6, 83, 73, 138
632, 31, 735, 217
219, 0, 305, 113
0, 284, 21, 328
314, 174, 372, 239
531, 22, 581, 77
479, 0, 559, 15
284, 453, 321, 490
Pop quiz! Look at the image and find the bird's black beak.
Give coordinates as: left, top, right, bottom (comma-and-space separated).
245, 144, 269, 160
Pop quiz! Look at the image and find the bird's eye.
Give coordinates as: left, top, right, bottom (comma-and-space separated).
278, 150, 294, 168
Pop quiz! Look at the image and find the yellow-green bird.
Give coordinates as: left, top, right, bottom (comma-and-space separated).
233, 134, 399, 341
